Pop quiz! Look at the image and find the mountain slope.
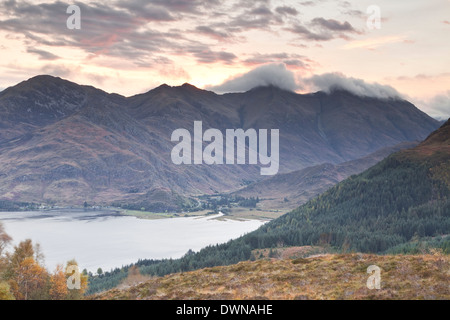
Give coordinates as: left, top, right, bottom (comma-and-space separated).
312, 90, 437, 159
0, 75, 123, 140
220, 87, 438, 170
249, 119, 449, 252
233, 141, 418, 209
0, 75, 441, 206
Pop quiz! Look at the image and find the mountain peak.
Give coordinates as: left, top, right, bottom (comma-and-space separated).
151, 83, 204, 93
181, 83, 198, 90
319, 87, 403, 102
179, 83, 213, 95
28, 74, 62, 82
1, 75, 117, 105
248, 84, 295, 94
7, 74, 65, 91
150, 83, 171, 93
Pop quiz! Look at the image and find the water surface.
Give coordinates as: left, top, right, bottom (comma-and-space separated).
0, 209, 265, 272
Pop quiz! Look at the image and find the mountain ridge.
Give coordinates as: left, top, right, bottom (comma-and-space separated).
0, 75, 441, 206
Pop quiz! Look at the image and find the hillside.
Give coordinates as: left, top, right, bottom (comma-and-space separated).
87, 119, 449, 294
233, 141, 418, 210
93, 253, 450, 300
247, 119, 449, 252
0, 75, 440, 207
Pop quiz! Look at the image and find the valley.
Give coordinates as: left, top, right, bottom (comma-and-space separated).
0, 76, 447, 300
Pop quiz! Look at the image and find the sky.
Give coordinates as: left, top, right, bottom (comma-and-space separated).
0, 0, 449, 119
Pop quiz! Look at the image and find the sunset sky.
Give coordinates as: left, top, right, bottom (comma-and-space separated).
0, 0, 449, 118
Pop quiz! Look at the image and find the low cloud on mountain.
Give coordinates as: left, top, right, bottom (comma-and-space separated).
207, 63, 301, 93
303, 72, 402, 99
207, 64, 402, 101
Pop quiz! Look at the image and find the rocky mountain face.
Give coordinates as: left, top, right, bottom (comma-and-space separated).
0, 75, 440, 206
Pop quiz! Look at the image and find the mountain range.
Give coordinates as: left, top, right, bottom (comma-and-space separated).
0, 75, 440, 206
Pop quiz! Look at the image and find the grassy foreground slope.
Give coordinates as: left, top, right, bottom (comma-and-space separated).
93, 253, 449, 300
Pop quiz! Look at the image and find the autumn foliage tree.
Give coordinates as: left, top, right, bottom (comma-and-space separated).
0, 281, 14, 300
5, 239, 35, 275
0, 223, 14, 299
1, 239, 50, 300
0, 225, 88, 300
11, 257, 47, 300
49, 264, 68, 300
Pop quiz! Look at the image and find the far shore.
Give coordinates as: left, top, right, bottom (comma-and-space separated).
0, 205, 285, 221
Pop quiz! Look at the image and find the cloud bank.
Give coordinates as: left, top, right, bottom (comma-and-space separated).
207, 65, 402, 101
207, 63, 300, 93
304, 73, 402, 99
